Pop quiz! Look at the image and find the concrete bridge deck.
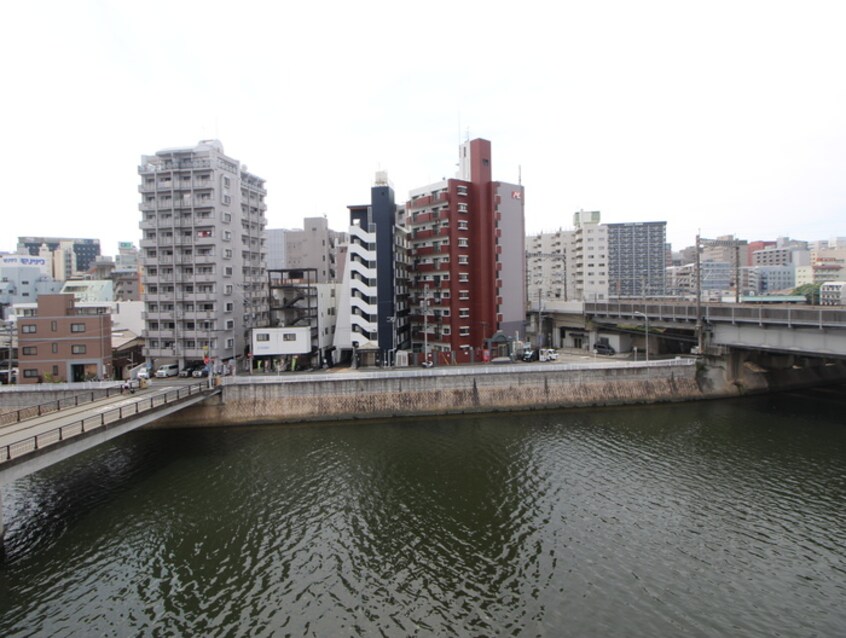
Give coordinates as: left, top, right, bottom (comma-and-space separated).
0, 382, 218, 481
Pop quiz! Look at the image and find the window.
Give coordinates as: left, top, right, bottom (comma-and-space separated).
459, 326, 470, 336
458, 255, 469, 265
22, 346, 37, 355
72, 345, 87, 354
24, 369, 39, 378
459, 273, 469, 283
71, 323, 86, 333
256, 333, 270, 342
283, 334, 297, 342
458, 238, 469, 248
224, 249, 233, 259
52, 343, 58, 353
459, 290, 470, 300
51, 321, 57, 331
459, 308, 470, 318
22, 324, 36, 334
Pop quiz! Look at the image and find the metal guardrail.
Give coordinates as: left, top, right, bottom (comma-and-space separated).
227, 357, 696, 385
0, 387, 124, 427
0, 382, 213, 465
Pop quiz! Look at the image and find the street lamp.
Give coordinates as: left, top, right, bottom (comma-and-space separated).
633, 311, 649, 363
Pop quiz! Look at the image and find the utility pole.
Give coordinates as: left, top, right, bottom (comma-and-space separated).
695, 233, 703, 354
422, 284, 430, 366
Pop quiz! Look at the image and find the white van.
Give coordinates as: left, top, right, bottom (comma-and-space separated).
155, 363, 180, 378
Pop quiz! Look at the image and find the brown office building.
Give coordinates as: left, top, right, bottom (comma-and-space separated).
17, 294, 112, 383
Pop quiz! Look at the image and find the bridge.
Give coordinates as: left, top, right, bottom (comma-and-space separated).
584, 301, 846, 359
0, 381, 220, 537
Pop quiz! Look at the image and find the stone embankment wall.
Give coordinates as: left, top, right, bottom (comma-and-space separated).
162, 361, 704, 427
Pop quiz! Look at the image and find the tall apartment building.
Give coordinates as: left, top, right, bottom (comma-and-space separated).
525, 210, 609, 304
607, 221, 667, 297
334, 173, 410, 365
138, 140, 268, 371
404, 139, 525, 362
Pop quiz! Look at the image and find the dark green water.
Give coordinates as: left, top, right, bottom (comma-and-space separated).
1, 387, 845, 637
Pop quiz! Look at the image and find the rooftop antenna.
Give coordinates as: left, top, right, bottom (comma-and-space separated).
518, 164, 522, 185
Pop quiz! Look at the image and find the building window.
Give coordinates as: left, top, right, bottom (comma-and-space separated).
23, 369, 39, 378
459, 290, 470, 300
71, 323, 86, 333
459, 326, 470, 336
224, 249, 233, 259
459, 308, 470, 318
458, 255, 469, 265
71, 345, 87, 354
51, 321, 58, 331
22, 346, 37, 355
458, 238, 469, 248
22, 324, 36, 334
52, 343, 58, 353
459, 273, 469, 283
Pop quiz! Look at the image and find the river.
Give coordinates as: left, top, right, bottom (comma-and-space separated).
1, 387, 845, 637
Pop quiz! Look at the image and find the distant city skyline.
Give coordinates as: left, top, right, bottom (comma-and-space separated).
2, 1, 844, 254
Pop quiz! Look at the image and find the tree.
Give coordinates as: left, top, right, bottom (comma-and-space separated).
793, 283, 822, 305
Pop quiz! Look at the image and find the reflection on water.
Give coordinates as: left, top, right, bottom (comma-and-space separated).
1, 388, 845, 636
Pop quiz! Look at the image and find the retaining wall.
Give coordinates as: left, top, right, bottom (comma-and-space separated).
159, 360, 704, 427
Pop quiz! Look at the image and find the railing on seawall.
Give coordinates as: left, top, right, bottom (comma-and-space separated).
224, 357, 697, 386
0, 382, 212, 465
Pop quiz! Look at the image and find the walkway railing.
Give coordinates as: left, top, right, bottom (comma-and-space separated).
0, 382, 213, 465
0, 387, 124, 426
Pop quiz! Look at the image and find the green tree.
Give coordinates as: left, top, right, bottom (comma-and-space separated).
793, 282, 822, 305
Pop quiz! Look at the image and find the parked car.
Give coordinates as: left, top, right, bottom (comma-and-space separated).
521, 349, 538, 362
180, 363, 203, 377
192, 365, 211, 378
539, 348, 559, 362
155, 363, 180, 378
593, 343, 616, 355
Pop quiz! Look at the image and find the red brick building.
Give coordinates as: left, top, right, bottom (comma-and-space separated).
17, 294, 112, 383
405, 139, 525, 362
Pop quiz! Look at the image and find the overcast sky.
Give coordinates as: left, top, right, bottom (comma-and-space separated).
2, 0, 844, 255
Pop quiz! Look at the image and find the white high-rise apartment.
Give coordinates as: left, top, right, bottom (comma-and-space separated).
525, 210, 609, 304
138, 140, 268, 371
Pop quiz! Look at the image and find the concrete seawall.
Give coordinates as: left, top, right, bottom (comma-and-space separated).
160, 360, 704, 427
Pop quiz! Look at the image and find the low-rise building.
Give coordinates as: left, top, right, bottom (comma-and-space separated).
17, 293, 112, 383
820, 281, 846, 306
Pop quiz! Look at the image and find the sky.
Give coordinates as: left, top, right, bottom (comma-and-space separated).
2, 0, 844, 256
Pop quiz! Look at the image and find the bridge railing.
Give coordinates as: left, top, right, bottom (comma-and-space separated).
0, 387, 126, 427
586, 301, 846, 328
0, 382, 212, 465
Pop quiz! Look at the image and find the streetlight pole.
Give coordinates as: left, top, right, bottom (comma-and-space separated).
633, 311, 649, 363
